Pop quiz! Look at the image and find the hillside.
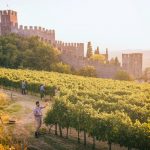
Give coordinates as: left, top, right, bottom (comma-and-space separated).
0, 68, 150, 150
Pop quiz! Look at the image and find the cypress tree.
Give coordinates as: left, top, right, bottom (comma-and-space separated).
94, 46, 100, 54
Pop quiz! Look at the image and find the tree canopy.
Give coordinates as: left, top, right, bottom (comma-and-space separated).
115, 70, 133, 81
0, 34, 60, 71
90, 54, 105, 63
78, 66, 96, 77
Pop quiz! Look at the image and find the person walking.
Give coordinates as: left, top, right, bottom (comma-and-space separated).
39, 84, 45, 100
21, 80, 26, 95
33, 101, 48, 138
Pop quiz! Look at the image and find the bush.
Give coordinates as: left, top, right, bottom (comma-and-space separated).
51, 62, 71, 74
115, 70, 133, 81
90, 54, 105, 63
0, 93, 10, 106
78, 66, 96, 77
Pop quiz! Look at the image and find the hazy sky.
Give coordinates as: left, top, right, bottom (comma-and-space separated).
0, 0, 150, 51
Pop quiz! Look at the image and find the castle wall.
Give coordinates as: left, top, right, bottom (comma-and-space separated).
14, 25, 55, 43
55, 40, 84, 57
122, 53, 143, 78
61, 53, 121, 78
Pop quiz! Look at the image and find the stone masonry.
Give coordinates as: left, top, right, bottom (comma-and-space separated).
122, 53, 143, 78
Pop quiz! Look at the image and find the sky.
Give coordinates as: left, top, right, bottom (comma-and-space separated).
0, 0, 150, 51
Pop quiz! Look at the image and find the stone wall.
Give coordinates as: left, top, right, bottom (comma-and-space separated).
14, 25, 56, 44
0, 10, 18, 35
61, 53, 121, 78
122, 53, 143, 78
54, 40, 84, 57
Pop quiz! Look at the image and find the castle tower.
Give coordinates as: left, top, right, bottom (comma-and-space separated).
0, 10, 18, 35
122, 53, 143, 78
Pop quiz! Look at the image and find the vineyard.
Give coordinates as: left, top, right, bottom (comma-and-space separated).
0, 68, 150, 150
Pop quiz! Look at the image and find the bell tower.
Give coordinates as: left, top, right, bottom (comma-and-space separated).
0, 10, 18, 35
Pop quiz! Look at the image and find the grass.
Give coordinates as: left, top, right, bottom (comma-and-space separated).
29, 133, 104, 150
5, 103, 22, 114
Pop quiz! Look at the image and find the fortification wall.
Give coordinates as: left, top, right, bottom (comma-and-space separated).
122, 53, 143, 78
61, 53, 121, 78
0, 10, 17, 16
55, 40, 84, 57
14, 25, 55, 43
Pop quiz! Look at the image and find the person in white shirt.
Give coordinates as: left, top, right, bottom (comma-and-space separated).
33, 101, 47, 138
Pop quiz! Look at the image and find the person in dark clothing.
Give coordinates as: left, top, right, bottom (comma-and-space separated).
39, 84, 45, 100
21, 80, 26, 95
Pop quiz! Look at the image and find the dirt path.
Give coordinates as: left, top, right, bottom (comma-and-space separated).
0, 88, 49, 134
0, 88, 127, 150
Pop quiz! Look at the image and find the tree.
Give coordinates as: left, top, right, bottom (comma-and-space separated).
86, 42, 93, 58
94, 47, 100, 54
109, 58, 115, 65
114, 57, 120, 66
90, 54, 105, 63
78, 66, 96, 77
109, 57, 120, 66
115, 70, 133, 81
0, 34, 60, 71
143, 67, 150, 82
51, 62, 71, 74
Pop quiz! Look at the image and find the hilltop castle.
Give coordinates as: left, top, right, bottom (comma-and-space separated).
0, 10, 143, 79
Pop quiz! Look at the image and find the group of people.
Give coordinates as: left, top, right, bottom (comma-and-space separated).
21, 81, 60, 100
21, 81, 45, 98
21, 81, 60, 138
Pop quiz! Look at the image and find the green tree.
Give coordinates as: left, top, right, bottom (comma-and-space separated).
78, 66, 96, 77
90, 54, 105, 63
115, 70, 133, 81
143, 67, 150, 82
0, 34, 60, 71
86, 41, 93, 58
51, 62, 71, 74
114, 57, 120, 66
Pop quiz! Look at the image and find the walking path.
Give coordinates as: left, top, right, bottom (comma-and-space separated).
0, 88, 127, 150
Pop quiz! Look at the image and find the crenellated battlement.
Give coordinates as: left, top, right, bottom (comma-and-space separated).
55, 40, 83, 47
0, 10, 18, 35
18, 25, 55, 34
55, 40, 84, 57
15, 25, 55, 43
0, 10, 17, 16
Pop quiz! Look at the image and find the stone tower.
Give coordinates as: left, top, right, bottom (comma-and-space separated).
0, 10, 18, 35
122, 53, 143, 78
